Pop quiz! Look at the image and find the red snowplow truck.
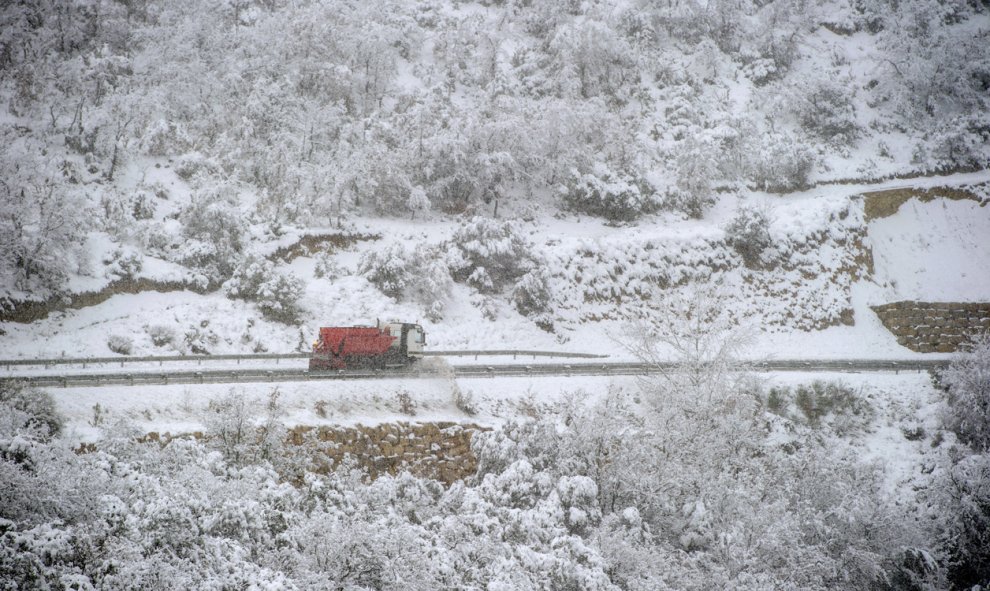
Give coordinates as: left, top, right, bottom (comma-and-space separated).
308, 321, 426, 370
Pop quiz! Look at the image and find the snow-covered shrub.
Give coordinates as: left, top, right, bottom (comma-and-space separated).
449, 217, 534, 293
927, 115, 990, 172
938, 335, 990, 451
763, 381, 874, 435
359, 243, 412, 299
925, 453, 990, 590
396, 389, 417, 416
749, 132, 815, 192
359, 242, 453, 320
411, 246, 454, 322
173, 151, 214, 180
183, 325, 218, 355
204, 390, 269, 467
674, 139, 719, 219
0, 381, 63, 440
0, 164, 89, 295
791, 76, 860, 145
561, 164, 655, 222
177, 186, 245, 286
313, 251, 342, 280
103, 246, 143, 281
145, 324, 176, 347
130, 190, 157, 220
452, 385, 478, 416
724, 205, 774, 269
512, 267, 554, 318
107, 334, 133, 355
224, 257, 304, 324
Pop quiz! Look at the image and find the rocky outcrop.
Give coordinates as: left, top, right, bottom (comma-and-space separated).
872, 301, 990, 352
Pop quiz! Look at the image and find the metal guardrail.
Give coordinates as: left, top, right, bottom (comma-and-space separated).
0, 349, 608, 369
0, 359, 952, 388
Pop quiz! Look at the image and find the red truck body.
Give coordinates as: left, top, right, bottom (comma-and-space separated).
309, 322, 426, 370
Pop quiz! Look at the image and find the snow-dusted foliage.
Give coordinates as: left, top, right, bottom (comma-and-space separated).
0, 147, 90, 299
0, 367, 982, 589
924, 453, 990, 590
547, 197, 866, 330
176, 185, 246, 288
561, 163, 655, 222
106, 333, 134, 355
224, 257, 304, 324
938, 335, 990, 451
0, 381, 63, 440
358, 242, 413, 300
724, 205, 775, 269
449, 217, 535, 294
512, 267, 554, 320
359, 242, 454, 321
0, 0, 987, 299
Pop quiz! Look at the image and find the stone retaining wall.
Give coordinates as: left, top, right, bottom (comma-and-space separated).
871, 301, 990, 352
288, 422, 486, 484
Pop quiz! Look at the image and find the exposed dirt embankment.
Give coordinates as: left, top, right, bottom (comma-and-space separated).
267, 231, 380, 262
1, 278, 204, 324
862, 184, 987, 221
872, 301, 990, 352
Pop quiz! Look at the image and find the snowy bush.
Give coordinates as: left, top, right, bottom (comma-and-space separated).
452, 385, 478, 416
0, 165, 89, 295
103, 246, 143, 281
313, 250, 342, 280
173, 151, 215, 180
107, 334, 133, 355
0, 381, 63, 440
449, 217, 534, 293
561, 164, 655, 222
925, 453, 990, 590
145, 324, 176, 348
723, 205, 774, 269
224, 257, 304, 324
359, 243, 412, 299
512, 267, 554, 318
674, 139, 719, 219
359, 242, 453, 320
749, 132, 815, 192
938, 335, 990, 451
927, 115, 990, 172
791, 76, 860, 145
176, 186, 245, 286
764, 381, 875, 435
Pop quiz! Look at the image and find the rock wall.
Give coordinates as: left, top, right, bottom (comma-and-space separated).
872, 301, 990, 352
288, 422, 486, 484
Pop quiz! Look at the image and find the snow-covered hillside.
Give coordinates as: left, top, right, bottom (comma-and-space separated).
3, 1, 990, 589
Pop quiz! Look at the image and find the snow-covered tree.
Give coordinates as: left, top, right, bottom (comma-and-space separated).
449, 216, 534, 293
938, 335, 990, 452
